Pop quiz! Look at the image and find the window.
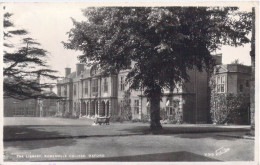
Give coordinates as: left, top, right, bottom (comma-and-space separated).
120, 76, 125, 91
134, 100, 139, 114
104, 78, 108, 92
166, 99, 173, 115
146, 99, 150, 115
216, 76, 225, 93
92, 79, 98, 93
64, 86, 67, 96
91, 68, 97, 76
246, 80, 249, 87
220, 76, 225, 92
58, 87, 61, 96
50, 99, 56, 106
85, 81, 88, 94
240, 84, 243, 92
74, 84, 77, 95
74, 102, 76, 112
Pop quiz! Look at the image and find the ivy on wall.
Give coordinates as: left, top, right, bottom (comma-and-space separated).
210, 76, 250, 124
120, 90, 132, 121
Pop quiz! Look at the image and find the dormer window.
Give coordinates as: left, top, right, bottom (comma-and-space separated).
90, 66, 98, 76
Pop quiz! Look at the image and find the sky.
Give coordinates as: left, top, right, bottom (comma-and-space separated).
3, 2, 253, 87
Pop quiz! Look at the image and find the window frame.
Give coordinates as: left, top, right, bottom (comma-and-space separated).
216, 75, 226, 93
146, 99, 150, 115
74, 84, 77, 95
64, 85, 67, 96
92, 79, 98, 94
84, 81, 88, 94
166, 99, 174, 116
120, 76, 125, 91
104, 78, 108, 92
134, 99, 139, 114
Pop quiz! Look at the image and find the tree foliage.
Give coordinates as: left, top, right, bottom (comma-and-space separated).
63, 7, 252, 129
4, 12, 59, 100
64, 7, 251, 94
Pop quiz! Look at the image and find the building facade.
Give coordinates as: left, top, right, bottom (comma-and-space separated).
57, 60, 214, 124
211, 63, 251, 124
214, 64, 251, 94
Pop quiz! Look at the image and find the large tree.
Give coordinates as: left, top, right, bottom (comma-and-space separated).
4, 12, 58, 100
63, 7, 252, 130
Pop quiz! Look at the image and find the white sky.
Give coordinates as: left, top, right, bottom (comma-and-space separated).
3, 2, 253, 81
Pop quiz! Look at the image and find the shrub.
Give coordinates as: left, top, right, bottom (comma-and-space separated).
160, 108, 167, 120
120, 90, 132, 121
71, 115, 79, 119
141, 114, 150, 123
210, 93, 250, 124
63, 111, 72, 118
110, 115, 124, 123
54, 111, 63, 117
132, 118, 141, 123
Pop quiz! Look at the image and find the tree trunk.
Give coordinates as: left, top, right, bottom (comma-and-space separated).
150, 88, 162, 130
250, 7, 255, 135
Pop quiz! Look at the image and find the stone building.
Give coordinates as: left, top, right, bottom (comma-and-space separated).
57, 59, 215, 123
214, 64, 251, 94
211, 62, 252, 124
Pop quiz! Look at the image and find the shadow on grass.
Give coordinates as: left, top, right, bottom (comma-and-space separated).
118, 125, 250, 140
4, 126, 77, 150
48, 151, 220, 162
4, 138, 77, 150
4, 124, 250, 142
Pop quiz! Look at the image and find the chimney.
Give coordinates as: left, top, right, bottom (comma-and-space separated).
212, 54, 222, 65
50, 86, 53, 92
65, 68, 71, 77
76, 63, 85, 76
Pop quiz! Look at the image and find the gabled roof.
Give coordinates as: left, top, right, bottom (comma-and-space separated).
215, 65, 228, 73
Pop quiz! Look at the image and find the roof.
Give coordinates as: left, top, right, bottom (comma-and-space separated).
41, 91, 57, 97
215, 64, 251, 74
80, 69, 91, 78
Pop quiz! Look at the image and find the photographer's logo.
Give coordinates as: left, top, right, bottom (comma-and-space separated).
204, 147, 230, 157
215, 147, 230, 156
